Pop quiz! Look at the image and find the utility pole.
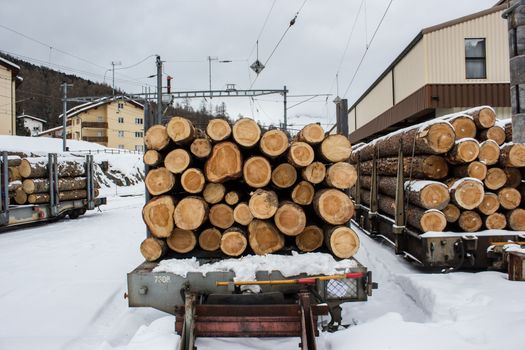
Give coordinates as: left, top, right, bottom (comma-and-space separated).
207, 56, 231, 112
503, 1, 525, 142
61, 82, 73, 152
283, 85, 288, 132
111, 61, 122, 97
156, 55, 162, 124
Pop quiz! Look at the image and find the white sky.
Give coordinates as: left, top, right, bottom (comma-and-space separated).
0, 0, 497, 130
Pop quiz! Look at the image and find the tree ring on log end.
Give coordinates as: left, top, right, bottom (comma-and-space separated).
233, 118, 261, 147
295, 225, 324, 252
420, 210, 447, 232
327, 226, 360, 259
167, 228, 196, 253
426, 123, 455, 153
243, 156, 272, 188
271, 163, 297, 188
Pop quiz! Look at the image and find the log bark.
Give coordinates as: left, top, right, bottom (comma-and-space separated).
243, 156, 271, 188
505, 167, 522, 188
358, 188, 447, 232
360, 175, 450, 210
145, 125, 170, 150
449, 178, 485, 210
291, 181, 315, 206
452, 161, 487, 181
145, 167, 176, 195
271, 163, 297, 189
498, 187, 521, 210
173, 196, 208, 230
360, 155, 449, 180
504, 122, 512, 142
484, 212, 507, 230
442, 203, 461, 223
9, 167, 21, 181
249, 189, 278, 219
166, 116, 196, 144
209, 203, 234, 229
499, 143, 525, 167
313, 189, 354, 225
295, 225, 324, 252
142, 195, 175, 238
260, 129, 289, 157
205, 142, 242, 183
478, 140, 500, 166
232, 118, 261, 148
288, 141, 315, 167
140, 238, 167, 262
297, 123, 325, 145
462, 106, 496, 129
248, 220, 285, 255
28, 189, 99, 204
8, 180, 21, 193
320, 135, 352, 162
143, 150, 163, 166
224, 191, 240, 206
301, 161, 326, 184
233, 202, 253, 226
167, 228, 197, 253
458, 211, 483, 232
325, 162, 357, 190
7, 156, 21, 167
479, 125, 505, 145
164, 149, 191, 174
199, 228, 222, 252
203, 183, 226, 204
206, 118, 232, 142
446, 138, 479, 164
507, 208, 525, 230
274, 201, 306, 236
22, 177, 87, 194
19, 158, 86, 178
13, 187, 27, 205
180, 168, 205, 194
190, 138, 212, 159
448, 115, 477, 139
478, 192, 500, 215
221, 227, 248, 256
484, 167, 507, 191
325, 226, 360, 259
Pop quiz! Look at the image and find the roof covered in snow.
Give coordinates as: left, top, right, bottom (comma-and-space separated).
17, 114, 47, 124
58, 95, 144, 120
0, 56, 20, 74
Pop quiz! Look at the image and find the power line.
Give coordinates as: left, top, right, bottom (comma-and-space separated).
342, 0, 394, 98
115, 55, 156, 70
247, 0, 278, 60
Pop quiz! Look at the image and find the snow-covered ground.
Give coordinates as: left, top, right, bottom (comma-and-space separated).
0, 189, 523, 350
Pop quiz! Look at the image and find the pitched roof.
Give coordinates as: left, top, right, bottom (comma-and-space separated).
59, 95, 144, 119
17, 114, 47, 124
37, 125, 63, 136
0, 56, 20, 74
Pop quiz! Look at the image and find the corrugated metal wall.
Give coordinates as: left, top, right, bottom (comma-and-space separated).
354, 71, 394, 129
394, 40, 427, 102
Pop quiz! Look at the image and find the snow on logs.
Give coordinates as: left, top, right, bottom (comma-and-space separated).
352, 106, 525, 233
140, 116, 359, 261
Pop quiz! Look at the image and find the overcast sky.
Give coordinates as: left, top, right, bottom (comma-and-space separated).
1, 0, 497, 129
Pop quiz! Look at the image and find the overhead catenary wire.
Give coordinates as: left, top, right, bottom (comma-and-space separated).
247, 0, 278, 61
342, 0, 394, 98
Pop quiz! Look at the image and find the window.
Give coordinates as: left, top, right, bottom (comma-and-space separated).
135, 145, 144, 152
118, 131, 124, 138
97, 131, 103, 137
118, 144, 125, 149
118, 102, 124, 109
135, 131, 144, 138
76, 119, 81, 125
97, 116, 104, 122
135, 117, 143, 125
118, 117, 124, 124
465, 38, 486, 79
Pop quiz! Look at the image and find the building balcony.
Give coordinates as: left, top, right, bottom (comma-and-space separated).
82, 136, 108, 143
82, 122, 108, 128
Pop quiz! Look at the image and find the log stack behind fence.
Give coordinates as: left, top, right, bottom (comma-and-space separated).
350, 106, 525, 233
140, 117, 360, 262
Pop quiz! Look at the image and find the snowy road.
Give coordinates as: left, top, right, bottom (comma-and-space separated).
0, 193, 523, 350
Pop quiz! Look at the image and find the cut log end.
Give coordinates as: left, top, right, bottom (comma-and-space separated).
422, 156, 449, 180
325, 226, 360, 259
295, 225, 324, 252
485, 213, 507, 230
271, 163, 297, 189
165, 149, 191, 174
478, 192, 500, 215
420, 210, 447, 232
426, 122, 456, 153
419, 183, 450, 210
451, 178, 485, 210
199, 228, 222, 252
504, 167, 522, 188
145, 167, 176, 195
243, 156, 272, 188
297, 123, 325, 144
140, 238, 167, 262
249, 189, 278, 219
458, 211, 482, 232
143, 195, 175, 238
507, 209, 525, 230
484, 168, 507, 191
225, 191, 240, 206
190, 138, 212, 159
442, 204, 461, 223
274, 202, 306, 236
507, 143, 525, 167
166, 116, 195, 144
13, 187, 27, 205
260, 129, 289, 157
325, 162, 357, 189
248, 220, 284, 255
233, 202, 254, 226
291, 181, 315, 206
314, 189, 354, 225
320, 135, 352, 162
206, 118, 232, 142
232, 118, 261, 148
143, 150, 162, 166
167, 228, 197, 253
468, 161, 488, 180
451, 116, 477, 139
448, 139, 479, 163
478, 140, 500, 166
498, 187, 521, 210
205, 142, 242, 183
181, 168, 205, 194
144, 125, 169, 151
209, 203, 234, 229
484, 126, 506, 145
173, 196, 208, 230
221, 228, 248, 256
288, 142, 315, 167
477, 108, 497, 129
302, 161, 326, 184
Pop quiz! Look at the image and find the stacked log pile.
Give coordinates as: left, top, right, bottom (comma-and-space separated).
6, 156, 98, 205
140, 117, 360, 262
351, 106, 525, 233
